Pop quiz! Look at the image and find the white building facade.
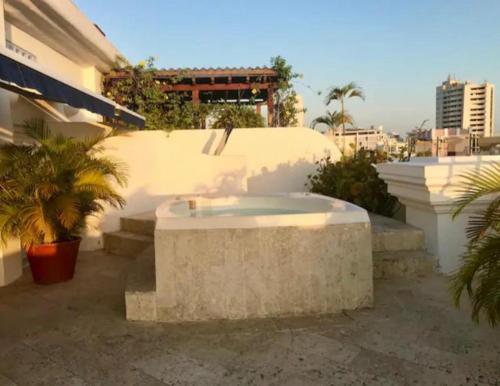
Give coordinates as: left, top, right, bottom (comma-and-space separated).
0, 0, 144, 286
436, 76, 495, 137
0, 0, 143, 144
325, 125, 404, 155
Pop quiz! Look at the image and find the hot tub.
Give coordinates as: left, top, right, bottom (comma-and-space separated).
154, 193, 373, 322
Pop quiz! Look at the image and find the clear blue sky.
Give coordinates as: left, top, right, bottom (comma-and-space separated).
75, 0, 500, 134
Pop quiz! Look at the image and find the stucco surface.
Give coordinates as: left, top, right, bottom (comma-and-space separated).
155, 222, 373, 322
0, 250, 498, 385
80, 128, 342, 250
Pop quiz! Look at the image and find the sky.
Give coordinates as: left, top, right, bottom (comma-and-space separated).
74, 0, 500, 134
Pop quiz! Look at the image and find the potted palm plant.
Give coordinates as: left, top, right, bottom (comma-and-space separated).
0, 119, 126, 284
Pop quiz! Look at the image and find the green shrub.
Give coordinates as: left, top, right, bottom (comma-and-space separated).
210, 104, 264, 129
307, 149, 399, 216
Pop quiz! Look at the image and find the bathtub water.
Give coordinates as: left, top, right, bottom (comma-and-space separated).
192, 207, 308, 217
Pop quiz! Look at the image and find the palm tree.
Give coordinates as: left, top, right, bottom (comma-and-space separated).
451, 162, 500, 326
0, 119, 127, 248
311, 110, 353, 133
325, 82, 364, 153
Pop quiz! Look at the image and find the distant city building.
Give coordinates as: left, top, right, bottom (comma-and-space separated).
386, 132, 407, 155
412, 128, 475, 157
325, 125, 405, 155
436, 76, 495, 137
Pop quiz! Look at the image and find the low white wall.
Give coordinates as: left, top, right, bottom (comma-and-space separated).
81, 127, 341, 250
377, 156, 500, 274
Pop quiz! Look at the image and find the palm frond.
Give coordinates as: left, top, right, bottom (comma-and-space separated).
52, 195, 81, 230
453, 162, 500, 218
347, 89, 365, 101
74, 170, 125, 208
325, 82, 364, 105
312, 110, 350, 131
311, 116, 332, 129
464, 197, 500, 242
451, 161, 500, 326
22, 204, 56, 244
450, 235, 500, 326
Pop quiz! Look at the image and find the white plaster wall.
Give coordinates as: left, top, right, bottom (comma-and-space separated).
81, 128, 342, 250
377, 156, 500, 273
224, 127, 339, 193
5, 22, 83, 85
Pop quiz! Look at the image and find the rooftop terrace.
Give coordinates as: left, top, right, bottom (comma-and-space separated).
0, 249, 498, 385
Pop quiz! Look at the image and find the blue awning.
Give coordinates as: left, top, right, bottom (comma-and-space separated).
0, 50, 145, 128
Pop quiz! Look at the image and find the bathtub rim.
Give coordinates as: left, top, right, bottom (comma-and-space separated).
155, 192, 370, 230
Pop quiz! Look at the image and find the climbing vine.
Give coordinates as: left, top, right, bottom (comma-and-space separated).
270, 56, 304, 127
104, 57, 209, 130
103, 56, 301, 130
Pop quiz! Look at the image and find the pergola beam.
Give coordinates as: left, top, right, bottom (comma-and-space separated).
161, 83, 272, 92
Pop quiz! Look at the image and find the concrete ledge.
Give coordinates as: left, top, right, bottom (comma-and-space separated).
373, 250, 436, 279
120, 212, 155, 236
103, 231, 153, 258
370, 213, 425, 252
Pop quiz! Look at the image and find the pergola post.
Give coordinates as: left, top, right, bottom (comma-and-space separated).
192, 89, 200, 104
267, 89, 274, 127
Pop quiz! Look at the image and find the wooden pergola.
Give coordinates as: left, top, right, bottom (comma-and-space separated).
105, 67, 279, 126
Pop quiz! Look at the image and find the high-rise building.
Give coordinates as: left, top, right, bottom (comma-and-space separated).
436, 77, 495, 137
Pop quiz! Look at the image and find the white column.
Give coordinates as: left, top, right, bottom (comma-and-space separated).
377, 156, 500, 274
0, 0, 14, 143
0, 239, 22, 286
0, 0, 22, 285
0, 0, 5, 44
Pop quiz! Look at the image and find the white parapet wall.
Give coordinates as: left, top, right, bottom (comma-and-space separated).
81, 127, 341, 250
376, 156, 500, 274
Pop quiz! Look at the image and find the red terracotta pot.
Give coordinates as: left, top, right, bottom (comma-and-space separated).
27, 238, 81, 285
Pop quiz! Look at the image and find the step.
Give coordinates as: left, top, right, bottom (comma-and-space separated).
103, 231, 153, 258
373, 250, 436, 279
125, 246, 157, 321
120, 211, 156, 236
120, 212, 426, 252
370, 213, 425, 252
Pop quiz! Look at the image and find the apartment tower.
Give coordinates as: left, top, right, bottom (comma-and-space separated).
436, 76, 495, 136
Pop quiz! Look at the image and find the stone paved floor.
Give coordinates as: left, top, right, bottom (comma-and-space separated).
0, 251, 499, 386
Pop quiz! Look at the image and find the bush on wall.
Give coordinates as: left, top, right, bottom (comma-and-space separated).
104, 57, 210, 130
210, 104, 264, 129
307, 149, 399, 216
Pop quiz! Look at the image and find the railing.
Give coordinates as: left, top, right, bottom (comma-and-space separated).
6, 40, 37, 62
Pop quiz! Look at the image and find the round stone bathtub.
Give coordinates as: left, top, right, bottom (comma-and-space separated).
153, 193, 373, 322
